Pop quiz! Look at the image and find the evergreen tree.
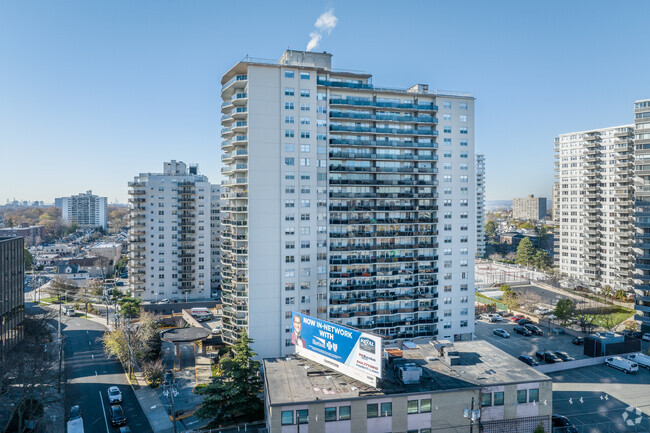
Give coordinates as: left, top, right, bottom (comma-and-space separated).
554, 298, 576, 323
515, 237, 535, 266
195, 330, 264, 427
532, 250, 551, 270
485, 220, 497, 241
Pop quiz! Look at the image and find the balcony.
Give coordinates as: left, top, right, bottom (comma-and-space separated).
221, 74, 248, 92
330, 124, 436, 136
329, 111, 437, 124
329, 138, 437, 149
329, 98, 437, 111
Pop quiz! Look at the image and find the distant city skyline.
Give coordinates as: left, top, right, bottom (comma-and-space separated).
1, 1, 649, 203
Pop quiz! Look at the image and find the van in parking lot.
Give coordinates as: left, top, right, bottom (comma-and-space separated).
626, 353, 650, 370
605, 356, 638, 374
191, 307, 213, 321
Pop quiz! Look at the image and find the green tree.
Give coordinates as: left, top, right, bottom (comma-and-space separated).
614, 289, 629, 301
24, 248, 33, 270
554, 298, 576, 323
499, 284, 511, 292
533, 422, 546, 433
118, 297, 141, 318
532, 250, 551, 270
515, 237, 535, 267
501, 290, 519, 310
195, 330, 264, 427
517, 221, 535, 230
485, 220, 497, 241
601, 285, 613, 302
64, 222, 78, 236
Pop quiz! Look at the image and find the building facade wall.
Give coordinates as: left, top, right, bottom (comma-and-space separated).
61, 191, 108, 229
555, 125, 635, 290
220, 51, 476, 358
128, 162, 218, 301
0, 237, 25, 363
512, 196, 547, 221
634, 99, 650, 332
476, 154, 486, 257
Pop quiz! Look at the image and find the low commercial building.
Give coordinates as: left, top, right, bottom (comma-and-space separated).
263, 339, 552, 433
89, 242, 123, 265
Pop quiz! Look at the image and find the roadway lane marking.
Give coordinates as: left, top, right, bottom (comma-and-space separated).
98, 391, 110, 433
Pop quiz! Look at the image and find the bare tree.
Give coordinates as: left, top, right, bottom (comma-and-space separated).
0, 311, 59, 432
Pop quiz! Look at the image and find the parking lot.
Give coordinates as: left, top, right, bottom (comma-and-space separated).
550, 364, 650, 432
475, 318, 588, 362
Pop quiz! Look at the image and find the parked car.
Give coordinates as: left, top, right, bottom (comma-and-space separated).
66, 308, 75, 317
524, 324, 544, 335
572, 337, 584, 346
510, 314, 526, 322
544, 352, 563, 364
535, 307, 551, 315
110, 405, 126, 426
535, 350, 546, 361
518, 355, 539, 367
119, 427, 132, 433
552, 415, 578, 433
159, 299, 170, 304
493, 328, 510, 338
517, 318, 534, 326
606, 356, 638, 374
554, 351, 575, 362
107, 386, 122, 404
513, 326, 532, 336
627, 353, 650, 370
642, 333, 650, 342
488, 314, 503, 322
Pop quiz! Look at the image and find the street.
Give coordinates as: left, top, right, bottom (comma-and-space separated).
63, 314, 153, 433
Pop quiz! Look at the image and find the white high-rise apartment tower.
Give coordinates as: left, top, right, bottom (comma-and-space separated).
60, 191, 108, 229
128, 161, 221, 301
220, 50, 476, 358
554, 126, 635, 291
476, 154, 486, 257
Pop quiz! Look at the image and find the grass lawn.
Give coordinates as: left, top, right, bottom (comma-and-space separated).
475, 293, 507, 311
38, 296, 62, 304
210, 363, 219, 377
588, 307, 636, 329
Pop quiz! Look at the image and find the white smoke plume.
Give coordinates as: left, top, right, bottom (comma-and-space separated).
306, 9, 338, 51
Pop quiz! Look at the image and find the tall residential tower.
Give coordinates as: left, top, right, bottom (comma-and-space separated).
476, 154, 486, 257
60, 191, 108, 229
128, 161, 220, 301
555, 125, 635, 291
634, 99, 650, 332
220, 50, 476, 358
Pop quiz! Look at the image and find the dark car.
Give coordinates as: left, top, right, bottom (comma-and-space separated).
552, 414, 578, 433
513, 326, 533, 336
544, 352, 563, 364
518, 355, 539, 367
554, 351, 575, 362
524, 324, 544, 336
535, 350, 546, 361
110, 405, 126, 426
572, 337, 584, 346
119, 427, 132, 433
517, 318, 534, 326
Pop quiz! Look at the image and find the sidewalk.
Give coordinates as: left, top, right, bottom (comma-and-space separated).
132, 370, 176, 433
195, 350, 212, 384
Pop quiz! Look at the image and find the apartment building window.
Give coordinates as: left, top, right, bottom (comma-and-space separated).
285, 71, 295, 78
285, 158, 295, 167
285, 241, 295, 249
460, 127, 468, 134
285, 102, 294, 110
300, 255, 310, 262
443, 309, 451, 317
317, 92, 326, 101
301, 296, 310, 303
481, 393, 492, 407
285, 186, 295, 194
301, 281, 310, 290
494, 392, 504, 406
460, 308, 468, 316
300, 103, 310, 111
407, 400, 419, 414
285, 269, 295, 277
301, 199, 310, 207
444, 138, 451, 145
367, 404, 379, 418
443, 249, 452, 255
460, 176, 469, 183
443, 114, 451, 121
460, 102, 468, 110
460, 284, 468, 291
285, 283, 295, 291
460, 297, 469, 303
529, 389, 539, 403
339, 406, 351, 420
460, 151, 468, 158
300, 117, 310, 125
444, 163, 452, 170
285, 256, 294, 263
285, 116, 294, 124
300, 227, 310, 235
517, 390, 527, 404
459, 115, 468, 122
443, 101, 451, 109
443, 297, 452, 304
444, 126, 452, 133
420, 399, 432, 413
285, 130, 295, 138
444, 199, 452, 206
444, 285, 452, 292
285, 200, 295, 208
444, 175, 452, 182
285, 87, 295, 96
301, 213, 310, 221
285, 172, 295, 180
317, 106, 327, 114
281, 411, 293, 425
300, 89, 310, 97
460, 140, 468, 146
325, 407, 336, 422
301, 131, 310, 139
300, 72, 310, 80
380, 402, 392, 416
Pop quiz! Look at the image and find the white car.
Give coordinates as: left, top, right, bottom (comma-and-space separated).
159, 299, 170, 304
107, 386, 122, 404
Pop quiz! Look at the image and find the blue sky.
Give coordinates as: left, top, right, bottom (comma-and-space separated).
1, 0, 648, 203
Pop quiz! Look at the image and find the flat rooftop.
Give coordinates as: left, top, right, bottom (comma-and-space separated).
264, 339, 550, 406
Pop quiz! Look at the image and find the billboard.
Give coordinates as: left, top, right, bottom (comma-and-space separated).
291, 312, 382, 387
